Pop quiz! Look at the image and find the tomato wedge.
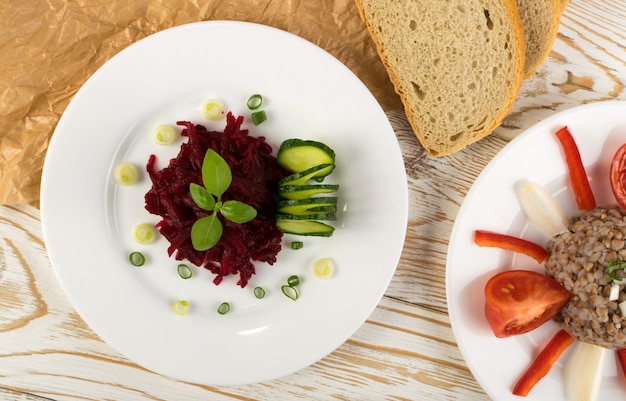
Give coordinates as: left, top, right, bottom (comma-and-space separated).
610, 142, 626, 210
484, 270, 571, 338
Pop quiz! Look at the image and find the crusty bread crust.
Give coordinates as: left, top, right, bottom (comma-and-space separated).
517, 0, 562, 77
355, 0, 525, 156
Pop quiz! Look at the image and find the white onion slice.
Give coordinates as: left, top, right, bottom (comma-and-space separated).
620, 300, 626, 316
610, 283, 622, 301
514, 179, 569, 238
563, 341, 605, 401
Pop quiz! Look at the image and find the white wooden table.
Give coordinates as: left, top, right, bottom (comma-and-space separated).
1, 1, 624, 399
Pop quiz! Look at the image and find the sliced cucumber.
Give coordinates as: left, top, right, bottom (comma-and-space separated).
278, 184, 339, 200
277, 212, 337, 221
277, 197, 338, 215
276, 216, 336, 237
277, 139, 336, 173
275, 139, 340, 238
278, 163, 335, 186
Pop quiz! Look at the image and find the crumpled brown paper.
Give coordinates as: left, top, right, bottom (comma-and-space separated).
0, 0, 401, 206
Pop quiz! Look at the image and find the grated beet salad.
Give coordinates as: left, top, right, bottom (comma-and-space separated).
144, 112, 288, 287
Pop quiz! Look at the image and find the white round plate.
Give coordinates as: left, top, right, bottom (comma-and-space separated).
40, 21, 407, 386
447, 101, 626, 400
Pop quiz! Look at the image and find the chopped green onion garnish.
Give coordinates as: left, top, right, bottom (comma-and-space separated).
114, 163, 137, 185
281, 284, 298, 301
246, 94, 263, 110
254, 286, 266, 299
128, 251, 145, 267
251, 110, 267, 125
313, 257, 334, 279
177, 263, 192, 279
173, 300, 189, 315
133, 223, 157, 244
153, 124, 176, 145
217, 302, 231, 315
287, 274, 300, 287
202, 99, 225, 121
609, 261, 626, 281
290, 241, 304, 250
282, 275, 300, 300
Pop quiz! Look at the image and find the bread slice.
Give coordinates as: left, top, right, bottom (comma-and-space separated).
516, 0, 562, 77
355, 0, 525, 156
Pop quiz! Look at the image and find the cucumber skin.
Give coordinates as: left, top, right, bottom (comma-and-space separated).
277, 139, 336, 174
278, 163, 335, 186
277, 196, 338, 205
277, 197, 338, 215
279, 139, 335, 159
278, 184, 339, 200
275, 218, 335, 237
276, 212, 337, 221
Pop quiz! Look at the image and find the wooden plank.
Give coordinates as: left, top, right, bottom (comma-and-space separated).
385, 111, 505, 312
0, 387, 53, 401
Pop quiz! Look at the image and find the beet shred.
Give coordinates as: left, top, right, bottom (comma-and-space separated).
144, 112, 288, 287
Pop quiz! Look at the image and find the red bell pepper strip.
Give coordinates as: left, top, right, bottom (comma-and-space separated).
474, 230, 548, 263
617, 349, 626, 379
512, 329, 574, 397
555, 126, 596, 211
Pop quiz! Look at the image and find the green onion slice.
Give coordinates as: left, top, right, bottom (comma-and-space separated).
173, 300, 189, 315
254, 286, 266, 299
133, 223, 157, 244
128, 251, 145, 267
217, 302, 231, 315
153, 124, 176, 145
281, 285, 299, 301
313, 257, 334, 279
202, 99, 225, 121
290, 241, 304, 250
609, 261, 626, 281
287, 274, 300, 287
246, 94, 263, 110
251, 110, 267, 125
177, 263, 192, 279
114, 163, 137, 185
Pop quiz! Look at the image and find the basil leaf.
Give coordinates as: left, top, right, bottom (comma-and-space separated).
202, 149, 232, 198
220, 200, 257, 223
190, 214, 223, 251
190, 183, 216, 211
